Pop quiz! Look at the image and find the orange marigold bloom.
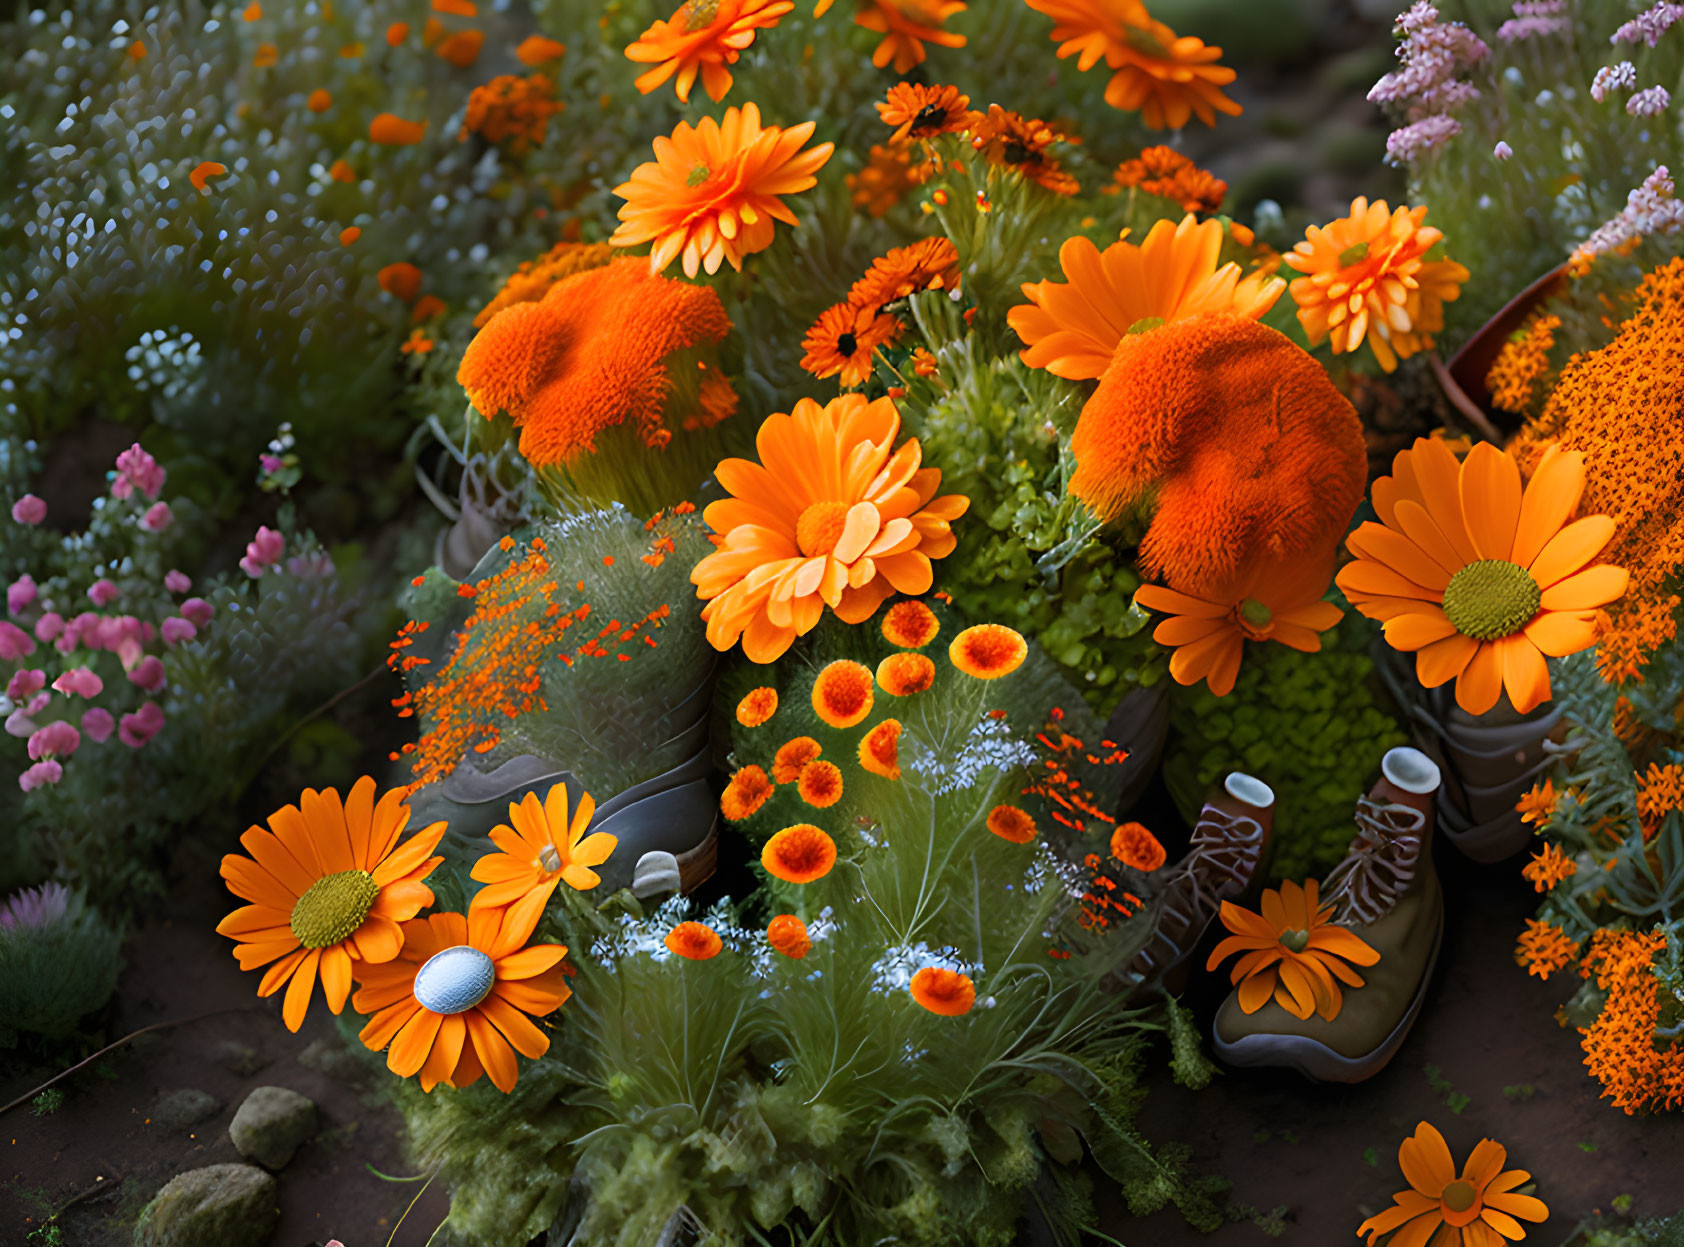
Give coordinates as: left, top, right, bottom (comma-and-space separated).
516, 34, 566, 65
308, 88, 333, 113
910, 965, 975, 1015
812, 660, 875, 727
611, 103, 834, 278
189, 161, 228, 193
847, 142, 925, 217
1515, 778, 1557, 827
722, 764, 775, 820
1636, 763, 1684, 840
436, 28, 485, 66
1486, 312, 1560, 417
253, 42, 278, 67
1514, 917, 1578, 979
457, 258, 734, 467
801, 301, 902, 387
1010, 216, 1285, 381
969, 105, 1079, 196
1521, 843, 1576, 893
1107, 145, 1226, 214
737, 686, 779, 726
797, 759, 844, 807
474, 241, 615, 328
370, 113, 428, 145
767, 913, 811, 958
626, 0, 794, 103
762, 823, 837, 883
849, 237, 961, 308
470, 784, 615, 926
691, 395, 968, 662
1109, 820, 1165, 871
773, 736, 823, 783
856, 0, 966, 73
1577, 927, 1684, 1113
666, 920, 724, 959
412, 294, 446, 323
1357, 1122, 1549, 1246
217, 777, 447, 1033
882, 599, 939, 648
1068, 316, 1366, 599
877, 651, 935, 696
949, 624, 1026, 679
985, 804, 1037, 843
379, 262, 423, 301
460, 73, 564, 155
877, 82, 972, 142
1206, 878, 1379, 1021
330, 159, 356, 183
858, 719, 902, 779
1338, 439, 1628, 716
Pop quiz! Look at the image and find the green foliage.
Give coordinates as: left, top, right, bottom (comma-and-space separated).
31, 1090, 64, 1116
0, 884, 122, 1047
1564, 1210, 1684, 1247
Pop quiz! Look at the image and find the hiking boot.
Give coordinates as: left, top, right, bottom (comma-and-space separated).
1111, 772, 1275, 997
1210, 746, 1443, 1083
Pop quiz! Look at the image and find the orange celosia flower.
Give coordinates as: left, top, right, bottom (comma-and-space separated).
772, 736, 822, 784
253, 42, 278, 67
1102, 18, 1239, 128
1515, 778, 1557, 827
386, 22, 409, 45
1358, 1123, 1549, 1246
1107, 145, 1226, 214
217, 777, 447, 1032
1486, 312, 1561, 417
611, 103, 834, 277
877, 82, 973, 143
847, 142, 925, 217
722, 764, 775, 820
762, 823, 837, 883
1109, 820, 1165, 871
1337, 439, 1628, 716
1067, 315, 1367, 599
737, 686, 779, 726
1285, 197, 1467, 372
856, 0, 966, 73
1578, 927, 1684, 1112
516, 34, 566, 65
797, 759, 844, 807
812, 660, 876, 727
882, 599, 939, 647
379, 262, 423, 301
370, 113, 428, 145
1205, 878, 1378, 1021
767, 913, 811, 958
1136, 553, 1344, 697
691, 395, 968, 662
858, 719, 902, 779
986, 804, 1037, 843
457, 258, 734, 467
876, 651, 935, 696
801, 301, 902, 387
626, 0, 794, 103
308, 88, 333, 113
1515, 917, 1578, 979
351, 906, 569, 1093
330, 159, 356, 183
1010, 215, 1284, 381
969, 104, 1079, 196
949, 624, 1026, 679
910, 965, 975, 1015
436, 29, 485, 67
469, 784, 615, 926
460, 73, 564, 155
1637, 762, 1684, 840
849, 237, 961, 308
666, 920, 724, 959
189, 161, 228, 192
474, 242, 615, 327
1521, 843, 1576, 893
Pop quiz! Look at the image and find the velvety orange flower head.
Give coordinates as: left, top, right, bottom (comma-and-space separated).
722, 765, 775, 820
812, 660, 876, 727
949, 624, 1027, 679
435, 29, 485, 67
378, 262, 423, 301
986, 804, 1037, 843
801, 301, 902, 387
772, 736, 822, 784
1109, 821, 1165, 870
882, 599, 939, 647
797, 759, 844, 807
1069, 315, 1366, 600
969, 105, 1080, 196
1206, 878, 1379, 1021
761, 823, 838, 883
626, 0, 794, 103
857, 0, 967, 73
877, 82, 973, 142
858, 719, 902, 779
666, 920, 724, 959
736, 686, 779, 726
460, 73, 564, 155
457, 258, 734, 467
766, 913, 811, 958
910, 966, 975, 1015
474, 242, 615, 328
877, 651, 935, 695
848, 237, 961, 308
1010, 216, 1284, 381
611, 103, 834, 277
690, 395, 968, 662
1358, 1123, 1549, 1247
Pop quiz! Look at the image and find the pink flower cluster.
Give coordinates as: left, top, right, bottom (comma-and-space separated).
1629, 85, 1672, 117
241, 525, 285, 577
1386, 113, 1464, 164
1592, 61, 1638, 102
111, 443, 166, 501
1497, 0, 1568, 41
1370, 2, 1488, 165
1570, 166, 1684, 269
1613, 1, 1684, 46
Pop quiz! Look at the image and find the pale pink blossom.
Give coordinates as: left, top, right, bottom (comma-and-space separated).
1592, 61, 1637, 102
1629, 85, 1671, 116
1571, 166, 1684, 268
241, 526, 285, 577
1497, 0, 1568, 41
128, 655, 166, 692
181, 598, 215, 628
27, 720, 80, 760
52, 667, 104, 699
140, 501, 174, 532
1370, 3, 1488, 118
87, 579, 121, 607
33, 612, 63, 643
165, 570, 192, 594
19, 759, 63, 791
1613, 1, 1684, 46
7, 575, 36, 615
1494, 140, 1514, 159
111, 444, 165, 500
0, 622, 35, 661
118, 701, 165, 748
10, 495, 46, 525
6, 669, 45, 701
81, 707, 115, 743
161, 616, 197, 646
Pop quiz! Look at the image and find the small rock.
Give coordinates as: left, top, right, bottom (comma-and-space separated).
228, 1086, 318, 1170
150, 1089, 221, 1131
134, 1163, 278, 1247
210, 1040, 267, 1077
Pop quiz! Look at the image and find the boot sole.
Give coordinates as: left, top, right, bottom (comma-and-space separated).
1208, 906, 1444, 1084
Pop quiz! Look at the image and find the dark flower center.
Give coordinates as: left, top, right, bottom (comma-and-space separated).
836, 331, 858, 356
1002, 140, 1034, 165
912, 103, 948, 133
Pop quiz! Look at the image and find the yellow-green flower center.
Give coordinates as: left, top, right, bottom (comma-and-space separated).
538, 843, 563, 873
1236, 598, 1274, 637
687, 163, 711, 187
1279, 928, 1310, 953
289, 869, 379, 949
1441, 559, 1540, 641
1441, 1180, 1477, 1213
680, 0, 720, 30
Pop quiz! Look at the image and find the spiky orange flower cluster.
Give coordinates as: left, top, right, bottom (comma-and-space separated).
1020, 706, 1128, 834
1105, 145, 1226, 213
1521, 843, 1576, 892
474, 243, 616, 328
1577, 927, 1684, 1113
1515, 918, 1578, 979
1510, 258, 1684, 682
1486, 312, 1561, 417
458, 258, 735, 467
459, 73, 563, 155
1515, 778, 1557, 827
969, 105, 1080, 195
722, 765, 774, 820
626, 0, 794, 102
1636, 763, 1684, 840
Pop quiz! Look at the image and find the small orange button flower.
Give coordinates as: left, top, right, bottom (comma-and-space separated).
736, 686, 778, 726
812, 660, 875, 727
666, 920, 724, 960
985, 804, 1036, 844
858, 719, 902, 780
949, 624, 1027, 680
761, 823, 837, 883
766, 913, 811, 958
910, 966, 975, 1015
797, 760, 843, 808
882, 599, 939, 648
722, 765, 774, 821
877, 652, 935, 696
1109, 821, 1165, 871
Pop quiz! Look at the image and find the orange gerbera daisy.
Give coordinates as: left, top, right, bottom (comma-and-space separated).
690, 395, 969, 662
877, 651, 935, 695
848, 237, 962, 308
625, 0, 795, 103
1102, 18, 1239, 129
801, 301, 902, 387
767, 913, 811, 958
722, 764, 775, 820
1337, 439, 1628, 716
1358, 1123, 1549, 1246
1205, 878, 1379, 1021
856, 0, 966, 74
910, 966, 975, 1015
666, 920, 724, 959
797, 759, 844, 807
737, 686, 779, 726
858, 719, 902, 779
772, 736, 822, 783
949, 624, 1027, 679
1109, 821, 1165, 871
1009, 216, 1284, 380
762, 823, 838, 883
969, 105, 1080, 196
1285, 197, 1466, 373
469, 784, 615, 923
812, 659, 876, 727
877, 82, 973, 143
611, 103, 834, 277
351, 906, 569, 1093
986, 804, 1037, 843
1136, 553, 1344, 697
882, 599, 939, 647
218, 777, 446, 1033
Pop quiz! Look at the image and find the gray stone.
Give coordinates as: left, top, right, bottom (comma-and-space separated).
228, 1085, 318, 1170
134, 1163, 278, 1247
297, 1037, 366, 1082
150, 1089, 221, 1131
209, 1040, 267, 1077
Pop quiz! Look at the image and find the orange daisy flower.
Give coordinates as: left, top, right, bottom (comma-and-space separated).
1521, 843, 1576, 893
1109, 821, 1165, 871
611, 102, 834, 277
1023, 0, 1148, 70
772, 736, 822, 783
800, 301, 902, 387
1357, 1123, 1549, 1246
986, 804, 1037, 843
848, 237, 962, 308
666, 920, 724, 959
949, 624, 1027, 679
1107, 145, 1226, 214
1337, 439, 1628, 716
969, 105, 1080, 196
812, 660, 875, 727
767, 913, 811, 958
625, 0, 795, 103
877, 82, 973, 142
910, 966, 975, 1015
1102, 18, 1239, 129
351, 906, 569, 1093
1206, 878, 1378, 1021
722, 764, 775, 820
737, 686, 779, 726
1285, 197, 1467, 373
762, 823, 838, 883
469, 784, 615, 924
690, 395, 969, 662
1009, 215, 1285, 380
218, 777, 446, 1033
882, 599, 939, 647
856, 0, 966, 73
858, 719, 902, 779
797, 759, 844, 807
876, 651, 935, 695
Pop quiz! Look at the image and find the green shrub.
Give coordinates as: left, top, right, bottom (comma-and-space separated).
0, 884, 122, 1046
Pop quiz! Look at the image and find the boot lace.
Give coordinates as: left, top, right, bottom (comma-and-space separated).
1122, 807, 1265, 984
1322, 798, 1425, 926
